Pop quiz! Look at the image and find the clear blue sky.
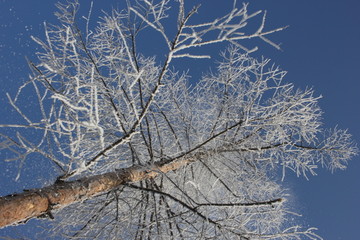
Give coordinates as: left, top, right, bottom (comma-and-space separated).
0, 0, 359, 239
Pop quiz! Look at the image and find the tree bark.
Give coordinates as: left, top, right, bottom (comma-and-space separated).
0, 157, 195, 228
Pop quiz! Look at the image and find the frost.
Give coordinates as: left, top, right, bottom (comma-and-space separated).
42, 63, 56, 73
0, 1, 356, 239
51, 94, 88, 112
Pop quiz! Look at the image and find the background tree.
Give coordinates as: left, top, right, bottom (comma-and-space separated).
0, 0, 357, 239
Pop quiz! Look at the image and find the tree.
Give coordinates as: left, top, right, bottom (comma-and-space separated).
0, 0, 357, 239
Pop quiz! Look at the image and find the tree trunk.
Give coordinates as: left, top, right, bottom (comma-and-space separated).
0, 157, 195, 228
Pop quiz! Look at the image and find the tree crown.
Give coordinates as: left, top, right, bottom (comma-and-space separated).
0, 0, 357, 239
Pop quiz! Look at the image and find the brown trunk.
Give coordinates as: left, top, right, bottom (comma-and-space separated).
0, 157, 195, 228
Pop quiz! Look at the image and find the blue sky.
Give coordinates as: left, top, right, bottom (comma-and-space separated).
0, 0, 359, 239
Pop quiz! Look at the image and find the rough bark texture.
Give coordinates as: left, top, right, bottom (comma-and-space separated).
0, 157, 195, 228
